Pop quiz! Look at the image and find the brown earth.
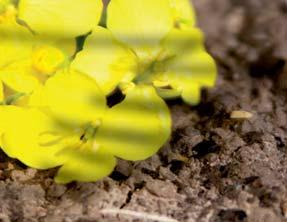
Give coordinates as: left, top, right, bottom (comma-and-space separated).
1, 0, 287, 221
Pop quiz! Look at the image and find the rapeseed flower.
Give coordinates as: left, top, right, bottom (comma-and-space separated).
0, 0, 103, 102
0, 0, 216, 183
72, 0, 216, 104
0, 69, 171, 183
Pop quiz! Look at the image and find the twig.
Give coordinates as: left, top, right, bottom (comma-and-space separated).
100, 208, 179, 222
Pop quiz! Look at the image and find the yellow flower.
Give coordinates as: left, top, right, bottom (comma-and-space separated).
18, 0, 103, 38
0, 69, 171, 183
0, 0, 103, 102
72, 0, 216, 105
0, 0, 214, 184
0, 45, 68, 96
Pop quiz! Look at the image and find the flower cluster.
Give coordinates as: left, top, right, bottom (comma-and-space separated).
0, 0, 216, 183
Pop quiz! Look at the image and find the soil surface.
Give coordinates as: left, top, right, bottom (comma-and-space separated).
1, 0, 287, 222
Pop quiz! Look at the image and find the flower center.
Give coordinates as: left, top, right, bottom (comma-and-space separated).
80, 123, 99, 143
38, 121, 101, 151
135, 50, 174, 85
32, 45, 65, 75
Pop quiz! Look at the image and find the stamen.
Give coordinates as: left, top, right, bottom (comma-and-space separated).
32, 46, 65, 75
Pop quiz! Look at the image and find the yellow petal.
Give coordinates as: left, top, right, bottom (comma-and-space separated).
159, 28, 217, 104
180, 82, 201, 105
55, 146, 116, 183
44, 69, 106, 126
0, 106, 65, 169
0, 0, 10, 14
161, 27, 202, 58
155, 87, 182, 99
95, 85, 171, 161
0, 80, 3, 102
28, 84, 47, 107
0, 18, 33, 68
18, 0, 103, 38
107, 0, 173, 60
34, 35, 77, 58
0, 59, 40, 93
169, 0, 196, 28
0, 104, 12, 147
72, 26, 137, 95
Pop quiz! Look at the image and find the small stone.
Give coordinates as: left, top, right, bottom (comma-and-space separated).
230, 110, 253, 119
47, 184, 67, 198
11, 169, 37, 182
146, 180, 178, 199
